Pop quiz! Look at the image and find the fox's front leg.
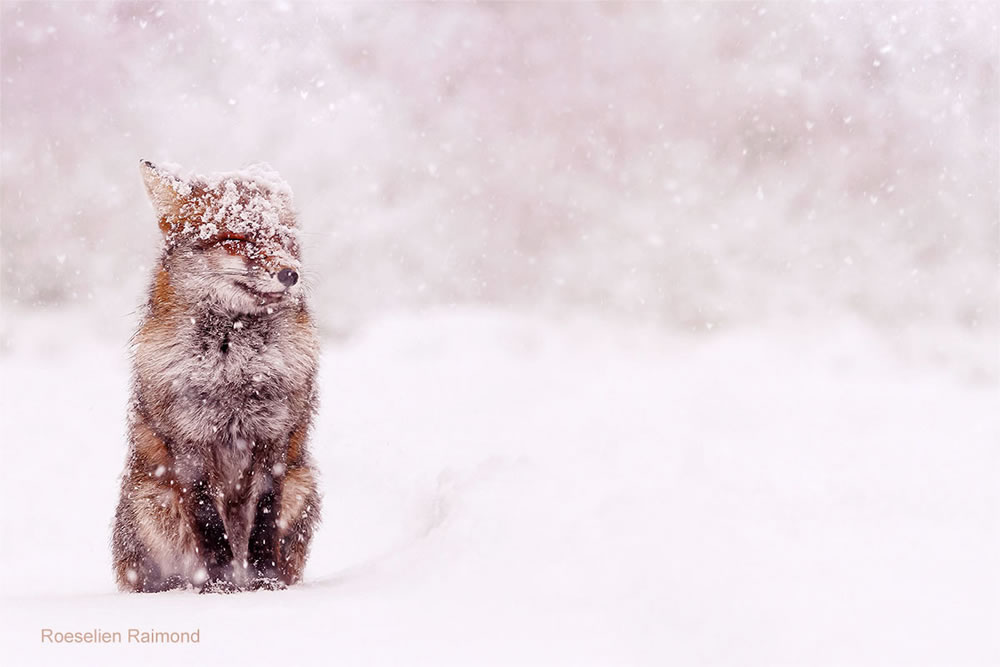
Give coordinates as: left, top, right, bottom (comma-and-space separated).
247, 480, 281, 589
247, 463, 320, 588
190, 479, 238, 592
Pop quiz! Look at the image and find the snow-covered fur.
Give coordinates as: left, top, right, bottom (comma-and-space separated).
112, 161, 320, 593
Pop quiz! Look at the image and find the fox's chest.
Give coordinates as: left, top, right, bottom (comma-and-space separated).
197, 320, 280, 386
137, 312, 316, 446
187, 322, 299, 416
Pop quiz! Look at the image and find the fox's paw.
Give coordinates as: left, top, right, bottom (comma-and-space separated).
200, 579, 241, 594
151, 575, 189, 593
249, 577, 286, 592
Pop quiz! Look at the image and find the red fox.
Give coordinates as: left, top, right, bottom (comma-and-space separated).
112, 160, 320, 592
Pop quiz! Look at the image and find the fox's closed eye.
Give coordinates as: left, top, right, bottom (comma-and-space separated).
219, 236, 255, 246
218, 237, 259, 254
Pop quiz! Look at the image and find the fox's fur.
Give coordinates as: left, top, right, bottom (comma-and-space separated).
112, 160, 320, 593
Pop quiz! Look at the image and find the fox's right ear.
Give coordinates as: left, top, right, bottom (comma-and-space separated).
139, 160, 184, 232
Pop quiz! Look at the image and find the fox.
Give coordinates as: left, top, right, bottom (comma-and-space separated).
112, 160, 321, 593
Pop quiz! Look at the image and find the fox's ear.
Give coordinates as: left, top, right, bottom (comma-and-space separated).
139, 160, 186, 231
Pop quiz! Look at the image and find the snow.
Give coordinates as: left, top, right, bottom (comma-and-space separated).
143, 161, 298, 252
153, 161, 293, 202
1, 308, 996, 665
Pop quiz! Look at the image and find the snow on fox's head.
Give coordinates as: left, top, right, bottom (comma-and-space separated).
140, 160, 304, 315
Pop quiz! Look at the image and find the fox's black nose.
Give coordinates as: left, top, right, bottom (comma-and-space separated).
277, 269, 298, 287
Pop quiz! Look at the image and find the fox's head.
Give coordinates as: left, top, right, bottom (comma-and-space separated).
140, 160, 303, 315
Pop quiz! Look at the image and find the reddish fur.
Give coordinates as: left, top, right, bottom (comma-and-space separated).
132, 421, 170, 469
286, 422, 308, 466
276, 466, 320, 584
150, 267, 175, 316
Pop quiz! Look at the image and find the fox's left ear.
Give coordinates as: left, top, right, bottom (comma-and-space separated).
139, 160, 186, 232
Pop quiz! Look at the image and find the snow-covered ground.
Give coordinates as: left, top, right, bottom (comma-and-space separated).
0, 308, 996, 665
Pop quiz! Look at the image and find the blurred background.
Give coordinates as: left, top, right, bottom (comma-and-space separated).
2, 1, 996, 344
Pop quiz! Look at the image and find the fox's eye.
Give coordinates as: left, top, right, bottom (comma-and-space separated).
218, 237, 258, 252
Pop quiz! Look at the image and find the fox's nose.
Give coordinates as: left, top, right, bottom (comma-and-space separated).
277, 268, 298, 287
